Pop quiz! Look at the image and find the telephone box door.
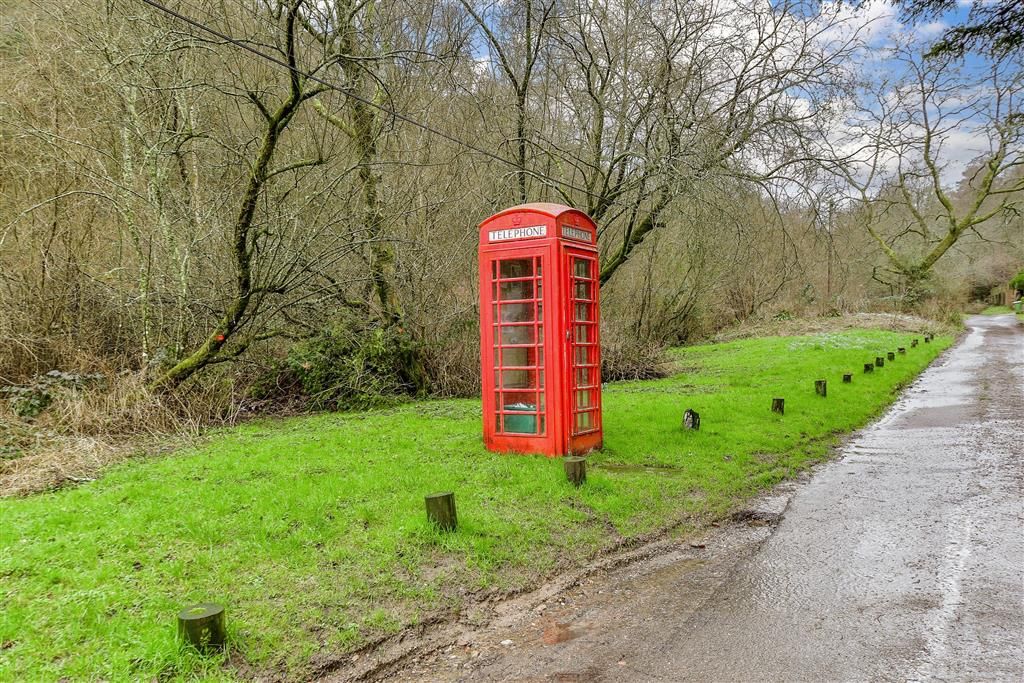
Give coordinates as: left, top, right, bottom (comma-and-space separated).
481, 249, 555, 454
563, 246, 602, 454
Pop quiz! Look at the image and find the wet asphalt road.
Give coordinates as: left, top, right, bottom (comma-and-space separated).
393, 315, 1023, 682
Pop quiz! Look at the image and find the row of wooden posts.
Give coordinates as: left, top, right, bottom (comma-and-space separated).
768, 335, 930, 415
177, 333, 934, 652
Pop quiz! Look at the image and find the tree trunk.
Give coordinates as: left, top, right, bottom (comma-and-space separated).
151, 5, 308, 390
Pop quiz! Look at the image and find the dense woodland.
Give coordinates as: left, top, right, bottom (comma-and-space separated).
1, 0, 1021, 426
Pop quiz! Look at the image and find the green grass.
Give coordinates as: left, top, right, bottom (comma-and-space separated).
0, 330, 951, 681
980, 305, 1014, 314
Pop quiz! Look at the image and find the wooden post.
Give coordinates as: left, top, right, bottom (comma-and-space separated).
898, 347, 906, 354
911, 339, 918, 347
425, 492, 457, 531
682, 408, 700, 431
887, 351, 895, 361
771, 398, 785, 415
814, 380, 827, 397
564, 457, 587, 487
843, 373, 852, 383
924, 335, 931, 343
178, 603, 226, 652
875, 356, 884, 367
864, 363, 874, 373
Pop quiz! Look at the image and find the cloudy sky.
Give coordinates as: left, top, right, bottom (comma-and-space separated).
826, 0, 1011, 187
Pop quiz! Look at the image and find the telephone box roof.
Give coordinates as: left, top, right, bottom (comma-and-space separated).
481, 203, 593, 224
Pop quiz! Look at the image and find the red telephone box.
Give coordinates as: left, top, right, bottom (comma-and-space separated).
478, 203, 603, 457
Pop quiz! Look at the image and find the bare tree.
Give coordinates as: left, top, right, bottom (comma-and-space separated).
827, 45, 1023, 298
151, 0, 335, 388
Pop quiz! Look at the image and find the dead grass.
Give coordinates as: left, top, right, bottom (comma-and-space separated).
0, 436, 124, 496
712, 312, 960, 342
0, 373, 237, 497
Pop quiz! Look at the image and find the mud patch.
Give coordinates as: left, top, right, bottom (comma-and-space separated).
730, 509, 783, 526
595, 462, 685, 476
542, 620, 583, 645
551, 667, 601, 682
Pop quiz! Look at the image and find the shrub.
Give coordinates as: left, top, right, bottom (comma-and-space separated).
285, 321, 420, 410
1, 371, 104, 418
601, 337, 669, 382
1011, 269, 1024, 293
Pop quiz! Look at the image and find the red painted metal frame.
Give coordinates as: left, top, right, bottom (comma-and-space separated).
478, 203, 602, 457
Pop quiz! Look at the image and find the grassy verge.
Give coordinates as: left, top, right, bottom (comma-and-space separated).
980, 305, 1014, 314
0, 330, 950, 680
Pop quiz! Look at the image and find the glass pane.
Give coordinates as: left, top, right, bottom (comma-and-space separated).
491, 282, 497, 300
502, 369, 536, 389
575, 367, 591, 386
504, 404, 538, 434
503, 390, 535, 408
574, 346, 590, 365
539, 370, 545, 388
574, 303, 592, 322
491, 261, 497, 279
575, 325, 590, 343
576, 390, 592, 408
574, 258, 590, 277
500, 325, 534, 345
575, 412, 593, 430
500, 259, 532, 279
539, 415, 546, 434
500, 280, 533, 301
501, 303, 533, 323
503, 347, 536, 368
493, 348, 499, 365
574, 281, 591, 300
536, 282, 543, 298
494, 412, 501, 433
536, 258, 542, 276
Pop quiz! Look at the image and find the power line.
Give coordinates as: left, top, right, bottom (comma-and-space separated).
135, 0, 617, 206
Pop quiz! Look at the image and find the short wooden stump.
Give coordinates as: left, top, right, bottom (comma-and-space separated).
178, 603, 226, 652
425, 492, 457, 531
564, 456, 587, 487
